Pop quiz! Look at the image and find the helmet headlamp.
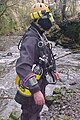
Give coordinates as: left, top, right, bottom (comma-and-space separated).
30, 3, 50, 20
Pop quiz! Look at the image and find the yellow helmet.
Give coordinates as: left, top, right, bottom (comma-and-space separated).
30, 3, 50, 20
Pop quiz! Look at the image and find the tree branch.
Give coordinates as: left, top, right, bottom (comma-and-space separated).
0, 7, 7, 17
0, 96, 13, 99
0, 3, 16, 17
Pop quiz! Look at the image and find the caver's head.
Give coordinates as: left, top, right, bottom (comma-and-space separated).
29, 3, 54, 31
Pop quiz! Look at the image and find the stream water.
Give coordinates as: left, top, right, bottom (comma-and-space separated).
0, 36, 80, 119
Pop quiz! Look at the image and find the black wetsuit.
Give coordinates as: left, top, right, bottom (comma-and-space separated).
15, 23, 56, 120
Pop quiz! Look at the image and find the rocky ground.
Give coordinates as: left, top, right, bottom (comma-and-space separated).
6, 85, 80, 120
41, 86, 80, 120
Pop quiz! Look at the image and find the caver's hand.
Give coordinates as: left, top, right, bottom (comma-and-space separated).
33, 91, 45, 106
53, 71, 60, 81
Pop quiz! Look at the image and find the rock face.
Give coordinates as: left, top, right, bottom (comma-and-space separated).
59, 19, 80, 49
0, 36, 22, 51
47, 16, 80, 49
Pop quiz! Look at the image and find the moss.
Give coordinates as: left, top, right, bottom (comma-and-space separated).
60, 115, 72, 120
53, 88, 61, 94
9, 111, 20, 120
0, 1, 32, 35
0, 13, 20, 35
52, 115, 72, 120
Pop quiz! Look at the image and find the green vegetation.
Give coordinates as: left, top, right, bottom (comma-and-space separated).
0, 0, 33, 35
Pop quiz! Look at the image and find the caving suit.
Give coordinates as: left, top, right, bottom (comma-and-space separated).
15, 22, 56, 120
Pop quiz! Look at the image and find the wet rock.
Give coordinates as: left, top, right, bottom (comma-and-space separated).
69, 81, 77, 85
7, 52, 12, 56
0, 36, 22, 51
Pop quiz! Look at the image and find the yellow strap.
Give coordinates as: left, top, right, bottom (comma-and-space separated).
15, 74, 41, 96
15, 75, 31, 96
15, 74, 41, 84
15, 75, 20, 85
18, 86, 32, 96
